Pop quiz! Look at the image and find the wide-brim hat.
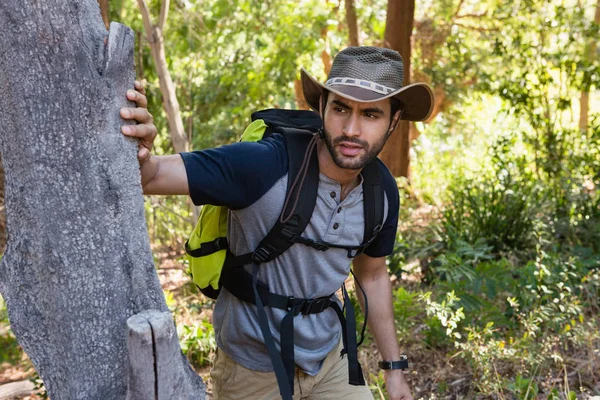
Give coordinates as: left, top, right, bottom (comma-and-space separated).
301, 46, 434, 122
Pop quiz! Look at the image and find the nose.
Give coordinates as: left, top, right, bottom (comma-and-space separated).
342, 113, 360, 138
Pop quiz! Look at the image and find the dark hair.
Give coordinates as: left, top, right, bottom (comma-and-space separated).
390, 97, 402, 120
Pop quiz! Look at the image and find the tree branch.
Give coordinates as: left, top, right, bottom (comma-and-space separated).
455, 11, 489, 19
158, 0, 170, 31
452, 0, 465, 19
137, 0, 155, 42
453, 22, 499, 32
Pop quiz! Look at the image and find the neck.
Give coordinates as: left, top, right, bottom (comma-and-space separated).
316, 139, 361, 200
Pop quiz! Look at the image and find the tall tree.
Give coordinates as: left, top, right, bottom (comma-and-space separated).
345, 0, 361, 46
579, 0, 600, 132
379, 0, 416, 178
0, 1, 203, 398
137, 0, 189, 153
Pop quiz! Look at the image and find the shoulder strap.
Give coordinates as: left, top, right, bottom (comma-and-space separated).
250, 129, 319, 263
359, 159, 385, 252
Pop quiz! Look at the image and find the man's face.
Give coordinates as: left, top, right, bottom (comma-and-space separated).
322, 93, 396, 170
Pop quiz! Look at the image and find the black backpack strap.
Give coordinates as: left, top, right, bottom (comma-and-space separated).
359, 160, 385, 253
184, 237, 228, 257
249, 129, 319, 264
249, 265, 294, 400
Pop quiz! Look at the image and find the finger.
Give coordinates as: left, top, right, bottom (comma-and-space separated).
134, 80, 147, 95
127, 89, 148, 108
120, 107, 152, 123
122, 123, 157, 142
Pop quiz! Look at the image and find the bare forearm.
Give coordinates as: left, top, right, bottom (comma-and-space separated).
355, 269, 400, 361
141, 154, 189, 196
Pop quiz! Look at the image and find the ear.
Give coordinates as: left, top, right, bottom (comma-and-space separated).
387, 109, 402, 135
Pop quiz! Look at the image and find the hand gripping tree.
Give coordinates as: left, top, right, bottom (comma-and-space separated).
0, 2, 204, 399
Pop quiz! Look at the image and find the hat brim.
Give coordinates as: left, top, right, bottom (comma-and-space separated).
301, 68, 434, 122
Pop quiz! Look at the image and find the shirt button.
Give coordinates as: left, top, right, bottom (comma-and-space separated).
333, 223, 339, 230
330, 191, 336, 198
337, 207, 342, 214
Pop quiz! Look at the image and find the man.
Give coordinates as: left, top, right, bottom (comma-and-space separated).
122, 46, 433, 400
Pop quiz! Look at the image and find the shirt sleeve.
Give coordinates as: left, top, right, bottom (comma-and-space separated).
363, 160, 399, 258
179, 134, 288, 210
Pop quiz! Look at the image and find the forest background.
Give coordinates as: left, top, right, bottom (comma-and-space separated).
0, 0, 599, 399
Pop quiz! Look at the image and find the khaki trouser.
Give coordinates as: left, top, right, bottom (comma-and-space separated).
211, 340, 374, 400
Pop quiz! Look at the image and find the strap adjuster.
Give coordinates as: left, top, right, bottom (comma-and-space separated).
286, 296, 330, 315
212, 237, 225, 251
302, 298, 329, 314
252, 247, 271, 263
280, 228, 296, 241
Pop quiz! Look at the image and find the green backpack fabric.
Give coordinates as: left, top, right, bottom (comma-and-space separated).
184, 118, 269, 296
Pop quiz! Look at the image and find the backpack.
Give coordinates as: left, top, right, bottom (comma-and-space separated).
185, 108, 385, 400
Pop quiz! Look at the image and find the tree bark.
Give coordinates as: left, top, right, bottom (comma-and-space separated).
579, 0, 600, 132
98, 0, 109, 29
379, 0, 415, 178
345, 0, 361, 46
0, 156, 5, 255
137, 0, 189, 153
0, 2, 204, 399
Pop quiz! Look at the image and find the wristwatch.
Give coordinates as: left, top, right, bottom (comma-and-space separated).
378, 356, 409, 370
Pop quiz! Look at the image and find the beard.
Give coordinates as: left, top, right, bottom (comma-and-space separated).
322, 127, 388, 170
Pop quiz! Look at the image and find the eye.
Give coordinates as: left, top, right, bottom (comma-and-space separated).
333, 106, 346, 113
364, 112, 378, 119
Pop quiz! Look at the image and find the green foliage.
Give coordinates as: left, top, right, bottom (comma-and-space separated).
510, 375, 539, 400
391, 287, 421, 338
179, 320, 216, 369
443, 133, 540, 253
145, 195, 194, 250
422, 291, 465, 344
368, 370, 389, 400
0, 296, 20, 365
30, 371, 48, 400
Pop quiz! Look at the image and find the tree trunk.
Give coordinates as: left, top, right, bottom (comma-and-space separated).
294, 79, 310, 110
0, 156, 5, 256
379, 0, 415, 178
98, 0, 109, 29
345, 0, 361, 46
137, 0, 189, 153
321, 26, 333, 76
0, 2, 204, 399
579, 0, 600, 132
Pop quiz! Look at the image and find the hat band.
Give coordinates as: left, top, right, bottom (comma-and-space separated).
325, 77, 395, 95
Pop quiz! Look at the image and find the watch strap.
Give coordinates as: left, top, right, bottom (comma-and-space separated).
378, 356, 408, 370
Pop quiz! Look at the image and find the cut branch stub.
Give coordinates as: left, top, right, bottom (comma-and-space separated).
126, 310, 205, 400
